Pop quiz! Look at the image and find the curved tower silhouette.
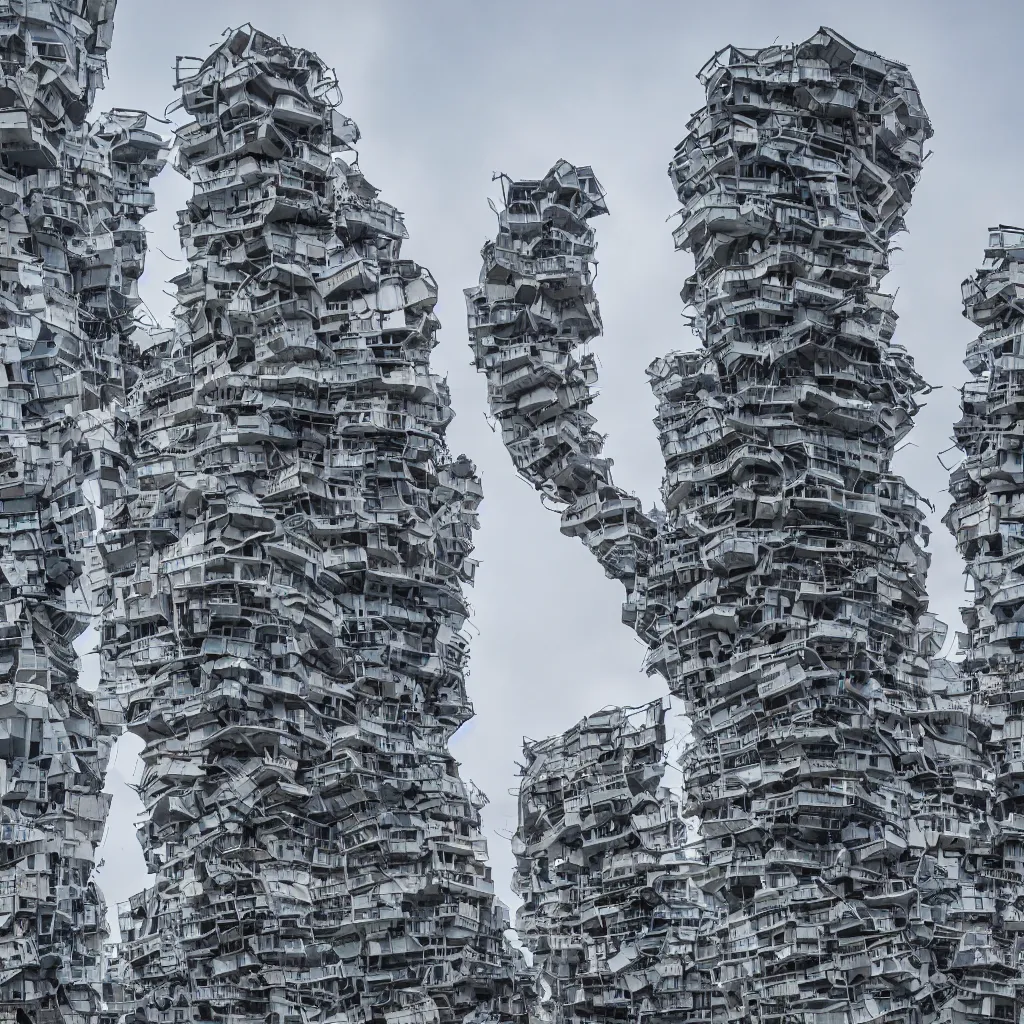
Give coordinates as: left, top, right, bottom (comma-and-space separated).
470, 27, 994, 1024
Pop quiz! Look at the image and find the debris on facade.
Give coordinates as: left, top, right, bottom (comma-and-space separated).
470, 27, 996, 1024
946, 224, 1024, 1013
512, 700, 722, 1024
103, 25, 514, 1024
0, 3, 165, 1022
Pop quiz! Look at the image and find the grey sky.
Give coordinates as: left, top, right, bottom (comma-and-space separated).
92, 0, 1023, 926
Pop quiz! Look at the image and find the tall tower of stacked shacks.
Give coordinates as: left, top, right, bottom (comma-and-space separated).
103, 25, 514, 1024
0, 2, 165, 1022
946, 226, 1024, 1008
470, 27, 999, 1024
511, 700, 719, 1024
467, 161, 723, 1021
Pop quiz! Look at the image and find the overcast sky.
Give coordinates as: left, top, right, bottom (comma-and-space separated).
90, 0, 1024, 928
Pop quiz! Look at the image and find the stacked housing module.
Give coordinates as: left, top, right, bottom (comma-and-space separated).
102, 25, 513, 1024
470, 27, 998, 1024
0, 2, 165, 1022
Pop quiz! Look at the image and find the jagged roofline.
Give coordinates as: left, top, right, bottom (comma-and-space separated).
979, 224, 1024, 264
179, 22, 329, 73
697, 25, 916, 82
521, 697, 670, 756
174, 23, 352, 120
535, 159, 608, 210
